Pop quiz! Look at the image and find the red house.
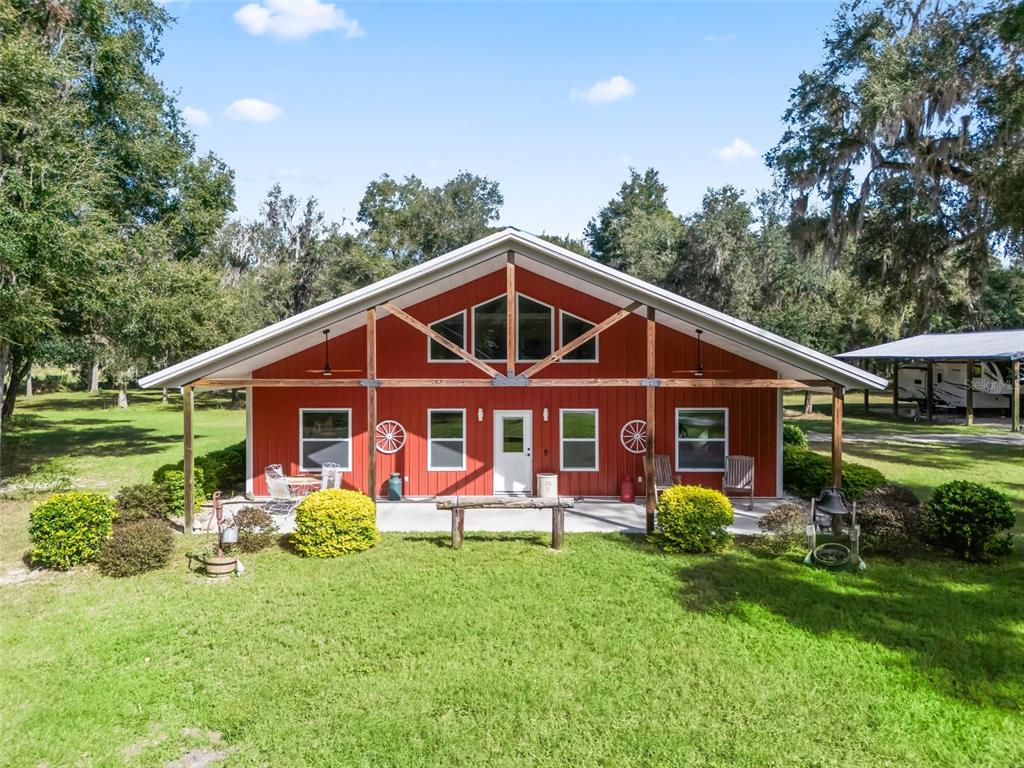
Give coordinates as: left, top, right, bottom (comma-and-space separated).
140, 229, 885, 528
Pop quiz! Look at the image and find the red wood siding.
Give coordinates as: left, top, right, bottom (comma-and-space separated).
251, 267, 779, 497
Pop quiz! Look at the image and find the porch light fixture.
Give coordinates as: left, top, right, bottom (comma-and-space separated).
477, 408, 484, 422
543, 408, 549, 422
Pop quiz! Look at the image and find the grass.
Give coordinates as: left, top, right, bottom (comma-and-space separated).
1, 391, 1022, 766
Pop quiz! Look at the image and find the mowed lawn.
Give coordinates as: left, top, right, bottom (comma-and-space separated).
1, 392, 1022, 767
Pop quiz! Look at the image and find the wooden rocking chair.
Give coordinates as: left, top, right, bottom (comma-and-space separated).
644, 454, 680, 501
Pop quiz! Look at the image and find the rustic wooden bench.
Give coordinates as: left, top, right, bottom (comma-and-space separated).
435, 496, 576, 550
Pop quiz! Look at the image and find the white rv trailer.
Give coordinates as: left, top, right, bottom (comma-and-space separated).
897, 362, 1015, 409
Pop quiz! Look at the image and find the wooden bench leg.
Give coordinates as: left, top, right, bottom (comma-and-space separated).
451, 507, 464, 549
551, 506, 564, 550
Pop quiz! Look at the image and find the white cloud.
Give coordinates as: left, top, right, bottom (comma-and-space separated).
234, 0, 363, 41
182, 106, 210, 126
572, 75, 635, 104
225, 98, 282, 122
714, 138, 757, 161
703, 33, 736, 43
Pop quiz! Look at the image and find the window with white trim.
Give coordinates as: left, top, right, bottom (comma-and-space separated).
428, 311, 466, 361
560, 311, 597, 362
675, 408, 727, 472
473, 297, 506, 361
428, 409, 466, 470
299, 409, 351, 471
560, 409, 598, 471
517, 295, 553, 361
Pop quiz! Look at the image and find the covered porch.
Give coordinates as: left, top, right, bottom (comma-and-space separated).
204, 495, 777, 536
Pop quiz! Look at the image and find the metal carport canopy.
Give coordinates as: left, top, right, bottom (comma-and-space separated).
839, 331, 1024, 362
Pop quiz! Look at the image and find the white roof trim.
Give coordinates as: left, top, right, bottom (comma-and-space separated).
139, 228, 887, 390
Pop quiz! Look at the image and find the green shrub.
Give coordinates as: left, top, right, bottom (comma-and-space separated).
783, 444, 886, 500
782, 423, 808, 448
28, 492, 116, 570
856, 484, 926, 556
292, 489, 380, 558
655, 485, 734, 553
115, 483, 173, 524
97, 519, 175, 577
923, 481, 1015, 561
156, 469, 206, 518
153, 440, 245, 496
233, 506, 277, 552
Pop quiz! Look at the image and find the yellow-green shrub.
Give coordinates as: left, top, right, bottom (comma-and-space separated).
292, 489, 380, 558
655, 485, 734, 553
29, 492, 116, 570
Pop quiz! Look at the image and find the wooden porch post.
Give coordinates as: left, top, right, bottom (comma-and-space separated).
366, 308, 378, 499
862, 387, 869, 413
645, 308, 656, 534
892, 362, 899, 417
1012, 360, 1021, 432
831, 385, 843, 488
505, 251, 516, 377
926, 362, 934, 421
183, 384, 194, 532
966, 361, 974, 426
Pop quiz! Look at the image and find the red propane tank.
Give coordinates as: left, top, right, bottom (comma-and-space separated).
619, 475, 636, 503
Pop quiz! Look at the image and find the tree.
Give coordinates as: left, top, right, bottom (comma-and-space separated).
768, 0, 1024, 330
584, 168, 683, 282
357, 172, 503, 266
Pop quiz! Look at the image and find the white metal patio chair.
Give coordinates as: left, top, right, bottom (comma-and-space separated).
320, 462, 342, 490
724, 455, 754, 510
265, 476, 300, 515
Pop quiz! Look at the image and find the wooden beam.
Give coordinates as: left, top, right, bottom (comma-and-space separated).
966, 361, 974, 426
183, 384, 195, 533
520, 301, 642, 379
645, 307, 656, 535
831, 385, 843, 488
505, 251, 516, 377
192, 376, 836, 390
366, 307, 377, 500
382, 302, 502, 379
1012, 360, 1020, 432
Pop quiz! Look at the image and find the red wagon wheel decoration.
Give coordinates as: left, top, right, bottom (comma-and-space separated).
375, 420, 406, 454
620, 419, 648, 454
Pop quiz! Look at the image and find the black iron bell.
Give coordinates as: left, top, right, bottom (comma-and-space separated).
815, 487, 848, 516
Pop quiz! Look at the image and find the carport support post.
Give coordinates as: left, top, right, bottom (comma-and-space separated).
926, 362, 934, 422
831, 385, 843, 488
183, 384, 194, 533
644, 307, 656, 534
1012, 360, 1021, 432
892, 362, 899, 416
966, 361, 975, 426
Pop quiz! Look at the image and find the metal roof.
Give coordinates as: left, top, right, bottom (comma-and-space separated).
139, 228, 888, 390
839, 330, 1024, 362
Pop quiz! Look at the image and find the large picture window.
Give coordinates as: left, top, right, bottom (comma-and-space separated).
560, 409, 598, 471
428, 409, 466, 470
560, 311, 598, 362
299, 409, 351, 471
675, 408, 727, 471
472, 297, 506, 361
428, 311, 466, 361
517, 295, 553, 361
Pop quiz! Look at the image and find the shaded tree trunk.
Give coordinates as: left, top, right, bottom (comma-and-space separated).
89, 361, 100, 393
25, 373, 32, 398
803, 390, 814, 415
161, 387, 168, 405
117, 383, 128, 409
1, 351, 29, 420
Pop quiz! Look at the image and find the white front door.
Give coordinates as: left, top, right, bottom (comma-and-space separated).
493, 410, 533, 495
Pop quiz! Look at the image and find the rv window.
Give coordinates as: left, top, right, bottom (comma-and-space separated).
937, 373, 943, 384
914, 379, 922, 385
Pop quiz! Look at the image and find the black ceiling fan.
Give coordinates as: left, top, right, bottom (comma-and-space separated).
305, 328, 360, 376
672, 329, 731, 377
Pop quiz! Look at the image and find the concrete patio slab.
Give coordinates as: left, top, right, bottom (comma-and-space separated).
209, 497, 778, 537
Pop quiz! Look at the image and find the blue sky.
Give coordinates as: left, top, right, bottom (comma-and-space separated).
160, 1, 840, 237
